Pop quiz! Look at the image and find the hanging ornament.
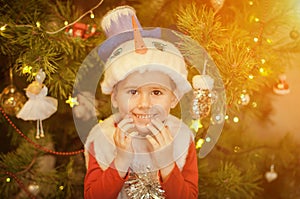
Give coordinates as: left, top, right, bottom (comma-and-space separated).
191, 74, 215, 120
65, 23, 97, 39
28, 183, 40, 196
0, 68, 26, 116
124, 168, 165, 199
273, 74, 290, 95
238, 91, 250, 105
210, 0, 225, 12
190, 119, 203, 132
289, 29, 299, 40
66, 96, 79, 108
265, 164, 278, 182
16, 69, 58, 139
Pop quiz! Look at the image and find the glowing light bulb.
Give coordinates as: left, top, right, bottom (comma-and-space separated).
259, 67, 268, 76
1, 24, 7, 31
196, 139, 205, 149
205, 137, 211, 142
90, 11, 95, 19
233, 117, 239, 123
259, 67, 264, 73
36, 21, 41, 28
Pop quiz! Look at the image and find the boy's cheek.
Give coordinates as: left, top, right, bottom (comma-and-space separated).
151, 105, 168, 122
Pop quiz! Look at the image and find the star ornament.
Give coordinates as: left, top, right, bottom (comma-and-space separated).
66, 96, 79, 108
190, 119, 203, 132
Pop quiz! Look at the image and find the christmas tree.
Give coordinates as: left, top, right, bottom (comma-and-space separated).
1, 0, 300, 198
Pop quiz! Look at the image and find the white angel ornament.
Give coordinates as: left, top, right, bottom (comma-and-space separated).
17, 69, 58, 139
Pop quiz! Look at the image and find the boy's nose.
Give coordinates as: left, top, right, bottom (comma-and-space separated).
137, 93, 151, 109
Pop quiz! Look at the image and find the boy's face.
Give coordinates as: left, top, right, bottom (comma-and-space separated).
111, 71, 178, 130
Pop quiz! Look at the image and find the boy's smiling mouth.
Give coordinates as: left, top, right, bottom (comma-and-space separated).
133, 113, 155, 119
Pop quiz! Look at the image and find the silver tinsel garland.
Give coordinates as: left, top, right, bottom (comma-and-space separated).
124, 168, 165, 199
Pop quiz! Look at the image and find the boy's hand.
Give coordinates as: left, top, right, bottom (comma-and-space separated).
113, 117, 137, 174
146, 118, 174, 169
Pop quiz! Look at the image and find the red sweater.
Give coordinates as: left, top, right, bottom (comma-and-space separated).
84, 142, 198, 199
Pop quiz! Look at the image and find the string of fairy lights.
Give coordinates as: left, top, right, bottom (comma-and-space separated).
0, 0, 103, 35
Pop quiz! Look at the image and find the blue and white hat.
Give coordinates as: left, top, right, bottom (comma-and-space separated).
99, 6, 192, 99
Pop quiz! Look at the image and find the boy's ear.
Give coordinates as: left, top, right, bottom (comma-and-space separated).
170, 96, 179, 108
111, 91, 118, 108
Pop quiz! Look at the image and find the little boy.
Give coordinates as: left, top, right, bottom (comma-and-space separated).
84, 6, 198, 199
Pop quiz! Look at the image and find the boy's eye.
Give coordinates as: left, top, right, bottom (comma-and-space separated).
128, 90, 138, 95
152, 90, 162, 95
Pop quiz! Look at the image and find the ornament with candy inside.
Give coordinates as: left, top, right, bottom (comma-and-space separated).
191, 74, 215, 119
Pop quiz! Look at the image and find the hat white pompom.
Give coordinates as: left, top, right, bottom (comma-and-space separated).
192, 75, 214, 90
